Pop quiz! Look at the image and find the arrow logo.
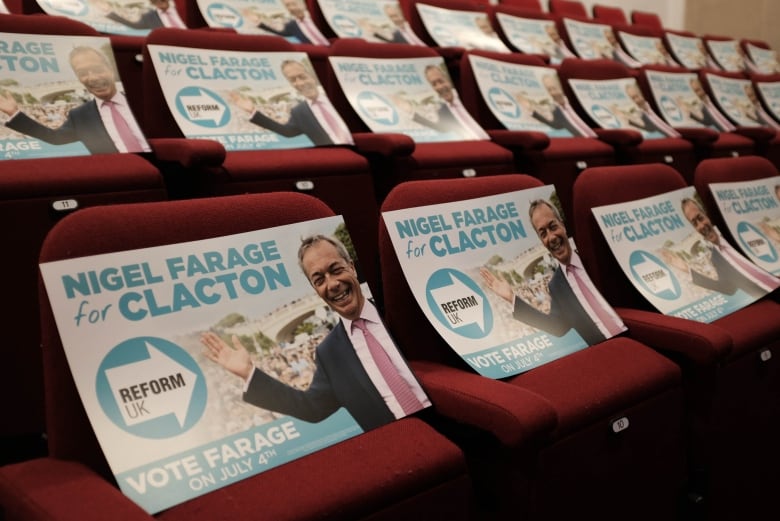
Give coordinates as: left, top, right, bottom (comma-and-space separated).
180, 89, 227, 125
430, 272, 486, 333
105, 342, 197, 428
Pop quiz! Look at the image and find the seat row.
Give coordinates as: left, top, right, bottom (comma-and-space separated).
1, 155, 779, 521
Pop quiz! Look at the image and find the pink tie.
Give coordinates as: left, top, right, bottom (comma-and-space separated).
314, 99, 350, 144
722, 246, 779, 289
563, 103, 597, 137
567, 264, 623, 337
161, 9, 184, 28
104, 101, 144, 153
353, 318, 423, 415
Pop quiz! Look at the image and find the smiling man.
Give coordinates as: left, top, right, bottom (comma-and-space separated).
0, 46, 149, 154
481, 199, 625, 345
202, 234, 429, 432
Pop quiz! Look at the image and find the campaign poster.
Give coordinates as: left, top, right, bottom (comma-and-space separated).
708, 176, 780, 275
755, 81, 780, 124
317, 0, 424, 45
707, 39, 749, 73
645, 69, 727, 130
745, 43, 780, 74
382, 186, 626, 379
35, 0, 184, 36
467, 54, 578, 137
415, 3, 510, 53
0, 1, 8, 13
40, 215, 429, 513
618, 32, 677, 66
563, 18, 641, 68
493, 13, 574, 64
591, 186, 779, 323
705, 74, 767, 128
568, 77, 668, 139
0, 33, 148, 159
147, 46, 353, 150
195, 0, 329, 43
665, 32, 719, 70
329, 55, 488, 142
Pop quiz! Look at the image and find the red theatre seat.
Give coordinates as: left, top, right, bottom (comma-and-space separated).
458, 49, 619, 221
379, 174, 686, 520
140, 28, 384, 297
0, 155, 167, 467
572, 162, 780, 521
0, 192, 475, 521
557, 58, 699, 182
326, 38, 515, 202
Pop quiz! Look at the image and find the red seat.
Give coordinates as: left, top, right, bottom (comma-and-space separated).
0, 155, 167, 467
693, 155, 780, 247
548, 0, 589, 20
572, 162, 780, 521
592, 4, 628, 26
459, 50, 619, 220
631, 10, 664, 31
140, 28, 384, 296
558, 58, 699, 182
0, 191, 474, 521
378, 174, 686, 520
326, 38, 516, 202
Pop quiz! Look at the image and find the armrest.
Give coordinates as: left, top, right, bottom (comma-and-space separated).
486, 129, 550, 151
0, 458, 152, 521
676, 126, 719, 145
147, 138, 226, 168
410, 360, 557, 447
732, 126, 776, 143
351, 132, 416, 157
594, 128, 644, 147
615, 307, 732, 366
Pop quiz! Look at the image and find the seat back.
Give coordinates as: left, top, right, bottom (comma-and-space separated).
38, 191, 335, 477
548, 0, 589, 20
592, 4, 628, 26
693, 155, 780, 244
631, 10, 664, 30
571, 163, 688, 307
0, 155, 165, 465
379, 174, 545, 365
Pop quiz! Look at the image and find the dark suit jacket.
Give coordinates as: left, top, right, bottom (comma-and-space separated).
249, 101, 334, 146
512, 266, 607, 345
532, 105, 580, 136
243, 322, 395, 432
691, 246, 766, 299
106, 9, 163, 30
413, 103, 473, 139
690, 104, 724, 131
259, 19, 312, 44
375, 29, 408, 44
6, 100, 117, 154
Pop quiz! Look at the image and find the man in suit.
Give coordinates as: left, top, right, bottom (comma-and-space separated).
256, 0, 328, 45
481, 199, 625, 345
231, 60, 352, 146
202, 234, 430, 432
405, 64, 487, 140
682, 77, 736, 131
100, 0, 185, 30
536, 73, 596, 137
0, 46, 149, 154
623, 82, 681, 137
681, 197, 778, 299
374, 2, 425, 45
